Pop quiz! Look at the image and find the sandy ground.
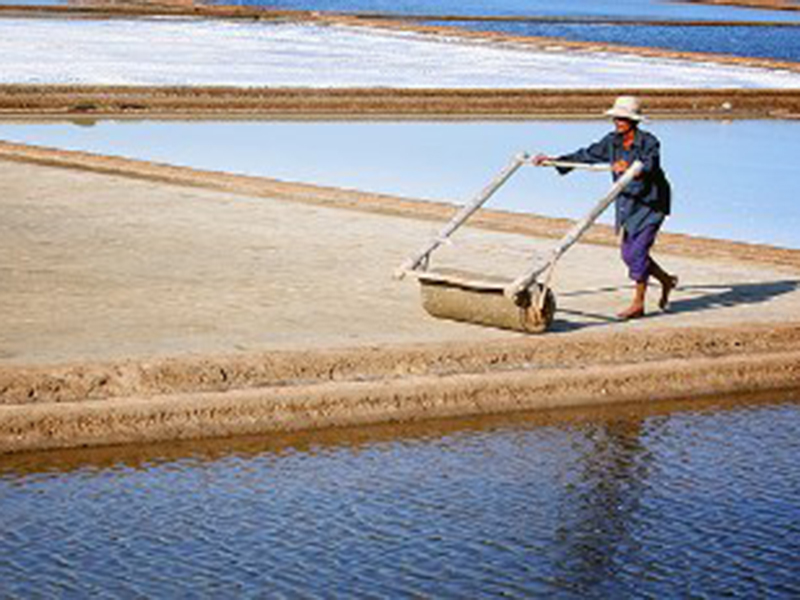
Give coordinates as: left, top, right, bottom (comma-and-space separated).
2, 156, 800, 366
1, 153, 799, 453
0, 158, 515, 364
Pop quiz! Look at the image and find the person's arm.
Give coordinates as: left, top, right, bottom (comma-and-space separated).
533, 134, 612, 174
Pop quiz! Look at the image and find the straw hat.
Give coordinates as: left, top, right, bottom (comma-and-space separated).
605, 95, 646, 122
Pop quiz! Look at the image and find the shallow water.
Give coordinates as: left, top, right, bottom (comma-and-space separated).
2, 393, 800, 597
214, 0, 800, 22
215, 0, 800, 60
430, 20, 800, 62
1, 119, 798, 248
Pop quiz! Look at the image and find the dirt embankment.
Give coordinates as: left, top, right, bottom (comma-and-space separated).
0, 2, 311, 20
2, 324, 799, 454
2, 86, 800, 119
5, 323, 800, 406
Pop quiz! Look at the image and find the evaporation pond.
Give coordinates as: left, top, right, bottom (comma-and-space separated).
0, 119, 797, 248
2, 395, 800, 596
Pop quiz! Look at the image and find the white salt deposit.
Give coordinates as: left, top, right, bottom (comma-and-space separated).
1, 17, 799, 88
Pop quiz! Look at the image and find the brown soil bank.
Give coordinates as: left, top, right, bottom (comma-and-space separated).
0, 3, 311, 20
1, 149, 799, 454
2, 87, 800, 119
2, 325, 800, 454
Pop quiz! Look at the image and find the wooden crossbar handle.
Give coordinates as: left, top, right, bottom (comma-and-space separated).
537, 159, 613, 172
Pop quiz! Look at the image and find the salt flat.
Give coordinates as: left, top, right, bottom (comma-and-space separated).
2, 17, 800, 88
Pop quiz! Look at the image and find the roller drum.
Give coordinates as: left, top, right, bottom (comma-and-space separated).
420, 281, 556, 333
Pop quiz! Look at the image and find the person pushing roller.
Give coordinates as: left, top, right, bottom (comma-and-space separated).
534, 95, 678, 320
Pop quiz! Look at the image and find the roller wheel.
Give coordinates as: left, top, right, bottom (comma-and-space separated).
515, 284, 556, 333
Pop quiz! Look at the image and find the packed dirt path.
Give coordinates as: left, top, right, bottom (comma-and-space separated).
1, 156, 799, 453
2, 156, 799, 366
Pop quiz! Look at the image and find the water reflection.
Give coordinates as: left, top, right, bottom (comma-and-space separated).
553, 418, 653, 596
2, 391, 800, 596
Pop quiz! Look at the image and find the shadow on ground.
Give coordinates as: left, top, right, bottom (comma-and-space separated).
668, 279, 800, 314
550, 279, 800, 332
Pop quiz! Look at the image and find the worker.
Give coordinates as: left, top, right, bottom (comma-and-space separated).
533, 95, 678, 320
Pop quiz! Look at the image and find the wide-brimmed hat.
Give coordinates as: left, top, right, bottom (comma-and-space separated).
605, 95, 646, 122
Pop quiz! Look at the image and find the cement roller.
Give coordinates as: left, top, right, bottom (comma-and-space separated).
396, 154, 643, 333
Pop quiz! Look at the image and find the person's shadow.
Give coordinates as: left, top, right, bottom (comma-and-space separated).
551, 279, 800, 331
666, 279, 800, 314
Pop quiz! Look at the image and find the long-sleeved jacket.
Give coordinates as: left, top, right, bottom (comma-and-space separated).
557, 128, 671, 235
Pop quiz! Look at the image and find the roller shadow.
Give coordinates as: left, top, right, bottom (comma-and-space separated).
549, 279, 800, 332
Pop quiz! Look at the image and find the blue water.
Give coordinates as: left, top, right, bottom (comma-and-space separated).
211, 0, 800, 62
2, 395, 800, 597
216, 0, 800, 22
430, 21, 800, 62
1, 119, 797, 248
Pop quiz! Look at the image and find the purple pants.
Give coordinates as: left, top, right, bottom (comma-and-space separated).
621, 224, 660, 283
